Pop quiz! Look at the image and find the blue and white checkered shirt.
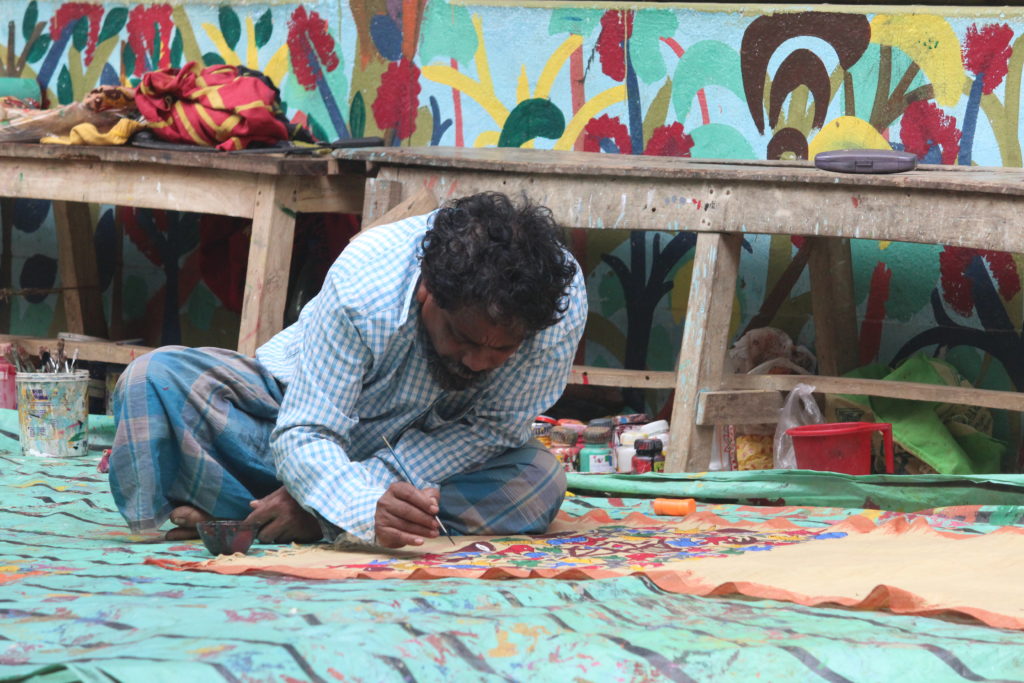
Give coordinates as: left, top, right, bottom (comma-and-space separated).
256, 212, 587, 543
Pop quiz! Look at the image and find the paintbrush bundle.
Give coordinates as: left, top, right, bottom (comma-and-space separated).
34, 340, 80, 374
0, 343, 35, 373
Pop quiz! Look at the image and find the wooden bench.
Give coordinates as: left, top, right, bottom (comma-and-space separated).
0, 143, 366, 362
340, 146, 1024, 471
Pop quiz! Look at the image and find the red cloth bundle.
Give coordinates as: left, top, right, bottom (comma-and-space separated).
135, 61, 289, 151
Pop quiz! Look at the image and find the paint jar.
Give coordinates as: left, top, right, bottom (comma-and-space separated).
579, 426, 615, 473
532, 422, 553, 449
639, 420, 669, 437
632, 438, 663, 475
615, 446, 635, 473
0, 355, 16, 409
548, 425, 579, 472
16, 370, 89, 458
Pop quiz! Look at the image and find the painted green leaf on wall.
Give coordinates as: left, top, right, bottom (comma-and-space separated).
548, 8, 602, 37
219, 6, 241, 52
255, 10, 273, 48
851, 240, 942, 320
57, 65, 73, 105
307, 113, 329, 143
350, 92, 366, 139
151, 24, 162, 70
630, 11, 678, 84
171, 29, 183, 68
72, 17, 90, 52
123, 44, 135, 77
498, 98, 565, 147
22, 2, 37, 41
99, 8, 128, 45
419, 0, 477, 65
672, 40, 744, 124
27, 34, 49, 64
690, 123, 756, 159
203, 52, 225, 66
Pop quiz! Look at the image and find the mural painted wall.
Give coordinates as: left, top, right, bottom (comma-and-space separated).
3, 1, 1024, 445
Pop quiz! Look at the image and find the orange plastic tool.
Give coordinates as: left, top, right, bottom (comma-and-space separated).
652, 498, 696, 516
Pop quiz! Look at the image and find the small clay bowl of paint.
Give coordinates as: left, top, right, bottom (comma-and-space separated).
196, 520, 261, 556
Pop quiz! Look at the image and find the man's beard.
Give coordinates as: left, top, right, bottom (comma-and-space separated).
420, 325, 488, 391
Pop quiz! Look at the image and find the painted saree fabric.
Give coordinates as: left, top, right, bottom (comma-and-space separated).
155, 504, 1024, 631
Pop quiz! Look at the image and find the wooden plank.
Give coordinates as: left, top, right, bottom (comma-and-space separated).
0, 158, 258, 218
568, 365, 676, 389
696, 390, 784, 425
361, 178, 404, 225
51, 201, 107, 338
363, 186, 438, 230
343, 146, 1024, 196
237, 175, 297, 356
377, 165, 1024, 254
668, 232, 743, 472
279, 174, 365, 214
0, 335, 153, 365
0, 143, 341, 176
808, 236, 859, 375
723, 373, 1024, 414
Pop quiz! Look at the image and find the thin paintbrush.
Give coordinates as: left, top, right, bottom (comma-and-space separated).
381, 435, 455, 545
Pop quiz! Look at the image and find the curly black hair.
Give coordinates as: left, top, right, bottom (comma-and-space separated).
420, 192, 577, 335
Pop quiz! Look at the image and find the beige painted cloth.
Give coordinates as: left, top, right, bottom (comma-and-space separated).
150, 509, 1024, 630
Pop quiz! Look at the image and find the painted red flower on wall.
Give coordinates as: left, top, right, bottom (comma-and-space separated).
595, 10, 633, 82
940, 246, 1021, 317
963, 23, 1014, 94
583, 116, 694, 158
372, 58, 421, 141
644, 122, 695, 157
899, 100, 961, 164
51, 3, 104, 65
126, 5, 174, 76
583, 114, 631, 153
287, 6, 340, 91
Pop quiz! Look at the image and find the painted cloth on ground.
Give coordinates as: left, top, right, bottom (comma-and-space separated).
153, 504, 1024, 630
6, 452, 1024, 681
109, 346, 566, 538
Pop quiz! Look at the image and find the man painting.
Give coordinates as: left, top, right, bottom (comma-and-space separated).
109, 192, 587, 548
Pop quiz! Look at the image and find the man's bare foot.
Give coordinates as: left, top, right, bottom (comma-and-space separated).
166, 504, 213, 541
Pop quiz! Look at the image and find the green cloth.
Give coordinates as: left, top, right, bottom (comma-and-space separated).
836, 355, 1005, 474
568, 470, 1024, 511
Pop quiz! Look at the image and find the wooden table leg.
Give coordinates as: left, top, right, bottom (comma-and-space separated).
237, 176, 297, 356
52, 200, 108, 339
667, 231, 742, 472
808, 236, 859, 376
361, 178, 404, 226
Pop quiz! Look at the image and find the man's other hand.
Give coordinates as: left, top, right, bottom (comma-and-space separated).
375, 482, 441, 548
245, 486, 323, 544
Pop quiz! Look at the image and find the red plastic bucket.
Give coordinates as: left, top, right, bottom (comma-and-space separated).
786, 422, 894, 475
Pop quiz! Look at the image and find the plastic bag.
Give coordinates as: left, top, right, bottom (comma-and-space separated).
773, 383, 824, 468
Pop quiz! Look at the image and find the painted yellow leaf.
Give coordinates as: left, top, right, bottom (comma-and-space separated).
808, 116, 890, 158
870, 15, 969, 107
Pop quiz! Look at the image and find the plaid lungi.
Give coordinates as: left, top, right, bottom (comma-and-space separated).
108, 347, 566, 539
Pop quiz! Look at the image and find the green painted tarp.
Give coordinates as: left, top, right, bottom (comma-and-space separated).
568, 470, 1024, 513
3, 412, 1024, 681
